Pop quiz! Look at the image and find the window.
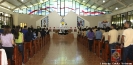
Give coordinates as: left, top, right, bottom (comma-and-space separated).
13, 0, 111, 16
27, 7, 31, 14
20, 23, 27, 28
31, 6, 35, 14
23, 8, 27, 14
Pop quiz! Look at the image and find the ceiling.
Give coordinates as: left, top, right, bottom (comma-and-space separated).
0, 0, 133, 12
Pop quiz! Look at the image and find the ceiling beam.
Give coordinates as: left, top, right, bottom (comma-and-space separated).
85, 0, 91, 5
91, 0, 111, 11
94, 0, 110, 10
0, 0, 7, 4
0, 5, 11, 10
98, 0, 110, 6
108, 3, 117, 8
6, 1, 17, 7
36, 0, 39, 3
17, 0, 28, 8
90, 3, 95, 8
30, 2, 34, 6
116, 0, 127, 7
12, 0, 31, 11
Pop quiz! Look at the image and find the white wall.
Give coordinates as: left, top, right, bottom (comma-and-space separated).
49, 11, 62, 28
15, 13, 43, 28
36, 11, 90, 38
36, 11, 90, 28
81, 15, 108, 27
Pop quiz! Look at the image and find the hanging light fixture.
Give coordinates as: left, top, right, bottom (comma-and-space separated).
103, 0, 105, 3
21, 0, 23, 1
115, 7, 118, 10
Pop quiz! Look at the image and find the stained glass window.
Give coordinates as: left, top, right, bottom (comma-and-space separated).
13, 0, 111, 16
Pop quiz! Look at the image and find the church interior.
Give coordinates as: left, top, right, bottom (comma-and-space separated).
0, 0, 133, 65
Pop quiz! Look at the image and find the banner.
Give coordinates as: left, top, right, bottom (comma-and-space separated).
77, 16, 84, 28
111, 49, 121, 62
98, 21, 110, 28
41, 16, 49, 27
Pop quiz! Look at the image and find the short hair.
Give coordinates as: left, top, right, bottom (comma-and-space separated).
125, 21, 132, 27
24, 26, 27, 28
111, 24, 116, 29
1, 25, 5, 28
12, 25, 16, 28
105, 28, 109, 32
97, 28, 100, 30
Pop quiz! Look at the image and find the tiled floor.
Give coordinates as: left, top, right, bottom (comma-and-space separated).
25, 38, 105, 65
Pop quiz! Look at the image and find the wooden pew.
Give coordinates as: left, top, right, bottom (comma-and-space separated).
127, 58, 133, 64
0, 51, 1, 65
93, 40, 98, 53
42, 37, 44, 47
96, 40, 104, 57
85, 37, 88, 48
12, 46, 22, 65
29, 41, 34, 58
23, 42, 30, 63
103, 42, 110, 62
36, 38, 40, 51
33, 39, 37, 54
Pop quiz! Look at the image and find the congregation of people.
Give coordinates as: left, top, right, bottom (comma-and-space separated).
0, 25, 49, 65
78, 21, 133, 64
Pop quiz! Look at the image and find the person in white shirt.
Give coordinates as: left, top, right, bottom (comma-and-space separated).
108, 24, 119, 63
118, 27, 124, 43
101, 28, 109, 48
121, 21, 133, 64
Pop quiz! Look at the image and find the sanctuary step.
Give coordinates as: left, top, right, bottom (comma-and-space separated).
53, 33, 74, 39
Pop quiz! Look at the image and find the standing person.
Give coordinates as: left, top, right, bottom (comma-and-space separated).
95, 28, 102, 40
36, 29, 41, 38
101, 28, 109, 48
118, 27, 124, 44
108, 24, 119, 62
45, 28, 49, 34
0, 25, 15, 65
121, 21, 133, 64
87, 28, 95, 52
11, 25, 16, 34
25, 28, 33, 42
86, 28, 90, 37
32, 29, 37, 40
14, 26, 24, 63
41, 28, 46, 37
22, 26, 28, 41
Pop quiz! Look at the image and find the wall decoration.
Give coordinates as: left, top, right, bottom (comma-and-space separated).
77, 16, 84, 28
41, 16, 49, 28
111, 49, 121, 62
98, 21, 110, 28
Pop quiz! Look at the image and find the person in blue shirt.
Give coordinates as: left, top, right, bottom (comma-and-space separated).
95, 28, 102, 40
25, 28, 33, 42
22, 26, 28, 41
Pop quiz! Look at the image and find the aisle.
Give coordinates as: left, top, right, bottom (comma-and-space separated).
25, 39, 104, 65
